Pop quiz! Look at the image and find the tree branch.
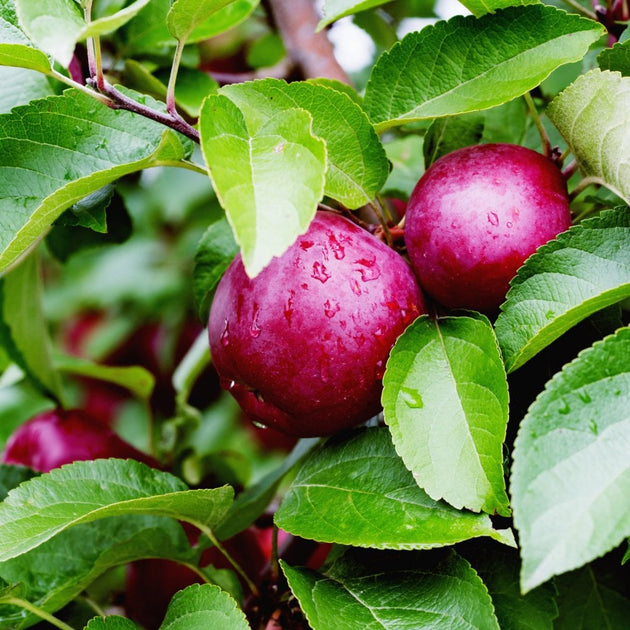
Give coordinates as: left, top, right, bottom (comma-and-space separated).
266, 0, 351, 84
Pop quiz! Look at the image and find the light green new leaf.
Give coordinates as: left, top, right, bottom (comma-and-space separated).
0, 459, 233, 562
0, 89, 189, 276
15, 0, 152, 67
53, 352, 155, 401
458, 0, 539, 18
0, 254, 63, 401
275, 427, 513, 549
0, 516, 195, 628
283, 548, 500, 630
221, 78, 389, 209
382, 314, 510, 516
511, 326, 630, 592
199, 94, 326, 277
160, 584, 250, 630
167, 0, 235, 42
495, 208, 630, 373
364, 5, 605, 132
316, 0, 391, 30
85, 617, 139, 629
547, 69, 630, 204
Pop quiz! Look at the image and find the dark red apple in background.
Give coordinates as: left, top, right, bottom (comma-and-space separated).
404, 143, 572, 313
61, 313, 220, 423
209, 210, 426, 437
1, 408, 160, 472
124, 524, 284, 630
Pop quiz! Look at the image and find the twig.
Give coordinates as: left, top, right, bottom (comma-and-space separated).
266, 0, 351, 84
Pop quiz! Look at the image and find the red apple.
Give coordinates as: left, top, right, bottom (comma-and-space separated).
208, 210, 426, 437
1, 408, 160, 472
404, 143, 572, 313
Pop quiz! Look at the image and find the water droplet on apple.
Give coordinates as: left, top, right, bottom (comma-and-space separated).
355, 257, 381, 281
329, 234, 345, 259
220, 320, 230, 346
311, 261, 331, 283
284, 290, 295, 325
375, 360, 385, 379
323, 299, 340, 318
250, 306, 261, 338
401, 387, 423, 408
487, 212, 499, 226
350, 278, 362, 295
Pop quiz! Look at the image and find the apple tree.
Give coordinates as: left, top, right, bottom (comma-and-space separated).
0, 0, 628, 628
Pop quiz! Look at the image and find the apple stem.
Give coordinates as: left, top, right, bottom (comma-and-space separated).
523, 93, 552, 158
194, 523, 261, 597
3, 597, 76, 630
562, 159, 580, 180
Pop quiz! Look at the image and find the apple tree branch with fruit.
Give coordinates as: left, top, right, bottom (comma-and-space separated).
0, 0, 629, 628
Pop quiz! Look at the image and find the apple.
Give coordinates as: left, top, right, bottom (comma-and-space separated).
124, 525, 276, 630
1, 408, 160, 472
208, 210, 426, 437
404, 143, 572, 313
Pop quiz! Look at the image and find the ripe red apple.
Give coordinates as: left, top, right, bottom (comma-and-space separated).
404, 143, 572, 313
1, 408, 160, 472
208, 210, 426, 437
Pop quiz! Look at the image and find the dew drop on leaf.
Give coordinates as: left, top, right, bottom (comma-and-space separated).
400, 387, 424, 409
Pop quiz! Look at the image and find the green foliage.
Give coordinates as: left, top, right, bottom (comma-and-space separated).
0, 0, 628, 627
383, 313, 510, 516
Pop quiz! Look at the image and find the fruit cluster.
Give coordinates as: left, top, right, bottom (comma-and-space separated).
208, 142, 572, 438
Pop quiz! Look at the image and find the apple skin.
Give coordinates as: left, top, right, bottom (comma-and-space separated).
404, 143, 572, 313
1, 408, 160, 472
209, 210, 426, 437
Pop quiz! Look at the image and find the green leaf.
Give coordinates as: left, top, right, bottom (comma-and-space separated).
598, 41, 630, 75
547, 69, 630, 204
84, 616, 139, 629
0, 459, 233, 561
0, 465, 39, 502
81, 0, 153, 40
275, 427, 513, 549
495, 208, 630, 373
14, 0, 83, 67
462, 544, 559, 630
554, 564, 630, 629
0, 89, 189, 275
382, 134, 424, 199
187, 0, 259, 43
199, 94, 326, 277
0, 253, 63, 401
159, 583, 250, 630
0, 516, 195, 628
14, 0, 152, 67
193, 217, 238, 324
316, 0, 392, 30
53, 352, 155, 401
423, 113, 485, 168
0, 67, 54, 114
382, 314, 510, 516
282, 547, 500, 629
167, 0, 236, 43
364, 6, 605, 132
458, 0, 539, 18
511, 326, 630, 592
220, 78, 389, 209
